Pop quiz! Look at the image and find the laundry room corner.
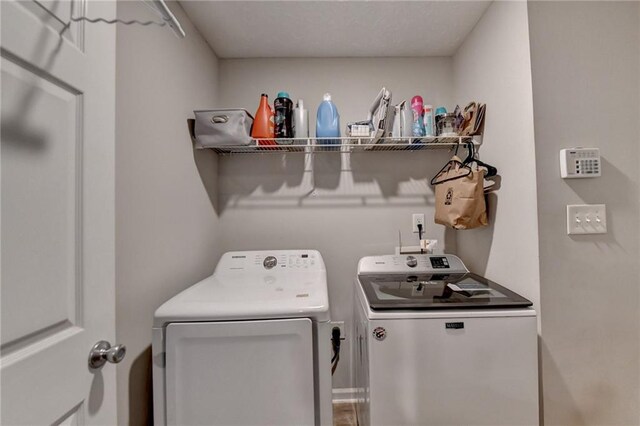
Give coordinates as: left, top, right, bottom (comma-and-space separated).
114, 1, 223, 424
451, 1, 540, 323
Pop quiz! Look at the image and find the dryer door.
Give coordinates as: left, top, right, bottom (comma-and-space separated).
165, 318, 315, 426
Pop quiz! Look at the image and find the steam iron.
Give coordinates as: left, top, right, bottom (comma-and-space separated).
367, 87, 393, 144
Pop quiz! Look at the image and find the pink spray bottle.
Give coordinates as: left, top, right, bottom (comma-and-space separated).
411, 95, 426, 137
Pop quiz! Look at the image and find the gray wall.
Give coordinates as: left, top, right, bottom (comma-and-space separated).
452, 1, 540, 318
115, 2, 222, 424
217, 57, 456, 389
528, 2, 640, 424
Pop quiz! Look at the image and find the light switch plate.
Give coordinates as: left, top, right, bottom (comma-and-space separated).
567, 204, 607, 235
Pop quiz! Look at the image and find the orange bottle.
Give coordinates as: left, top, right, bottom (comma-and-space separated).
252, 93, 276, 146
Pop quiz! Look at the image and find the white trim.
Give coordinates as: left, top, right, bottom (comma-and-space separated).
332, 388, 357, 404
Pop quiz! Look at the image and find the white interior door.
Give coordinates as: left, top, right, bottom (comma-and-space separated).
1, 0, 117, 424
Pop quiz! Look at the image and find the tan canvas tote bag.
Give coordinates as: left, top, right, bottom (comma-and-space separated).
432, 156, 488, 230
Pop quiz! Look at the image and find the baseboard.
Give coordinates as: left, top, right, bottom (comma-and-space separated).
332, 387, 357, 404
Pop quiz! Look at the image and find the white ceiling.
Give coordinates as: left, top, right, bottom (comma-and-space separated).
180, 1, 492, 58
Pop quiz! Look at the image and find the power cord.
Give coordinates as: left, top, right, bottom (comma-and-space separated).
331, 327, 342, 376
417, 223, 424, 254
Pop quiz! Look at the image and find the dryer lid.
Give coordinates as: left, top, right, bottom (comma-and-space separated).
154, 250, 330, 326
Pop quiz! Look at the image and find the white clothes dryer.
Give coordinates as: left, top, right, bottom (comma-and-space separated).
153, 250, 332, 426
353, 254, 539, 426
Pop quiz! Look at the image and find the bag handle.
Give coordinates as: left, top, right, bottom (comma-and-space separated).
211, 115, 229, 124
430, 157, 473, 186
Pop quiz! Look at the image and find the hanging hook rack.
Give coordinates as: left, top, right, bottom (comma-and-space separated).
144, 0, 185, 38
33, 0, 185, 39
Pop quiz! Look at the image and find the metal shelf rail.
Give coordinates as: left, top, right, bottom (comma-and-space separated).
206, 136, 481, 154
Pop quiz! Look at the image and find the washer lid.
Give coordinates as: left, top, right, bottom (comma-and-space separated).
359, 272, 532, 310
154, 250, 329, 326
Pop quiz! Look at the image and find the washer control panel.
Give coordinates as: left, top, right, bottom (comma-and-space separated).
357, 254, 468, 275
429, 256, 450, 269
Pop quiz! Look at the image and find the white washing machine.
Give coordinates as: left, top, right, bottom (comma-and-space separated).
353, 254, 539, 426
152, 250, 333, 426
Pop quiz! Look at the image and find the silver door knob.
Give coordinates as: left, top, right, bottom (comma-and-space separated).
88, 340, 126, 369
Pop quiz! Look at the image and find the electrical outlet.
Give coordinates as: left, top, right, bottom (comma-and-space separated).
398, 245, 423, 254
397, 240, 437, 255
412, 214, 425, 233
331, 321, 346, 339
567, 204, 607, 235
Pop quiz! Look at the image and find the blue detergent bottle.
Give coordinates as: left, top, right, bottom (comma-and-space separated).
316, 93, 340, 146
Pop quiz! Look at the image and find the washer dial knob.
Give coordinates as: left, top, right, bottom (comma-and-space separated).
406, 255, 418, 268
263, 256, 277, 269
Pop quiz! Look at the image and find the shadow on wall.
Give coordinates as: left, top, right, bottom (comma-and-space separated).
537, 335, 544, 423
349, 152, 444, 196
539, 338, 589, 425
192, 145, 220, 215
567, 157, 635, 202
210, 150, 452, 213
88, 368, 104, 416
1, 19, 66, 152
565, 158, 628, 248
453, 192, 498, 275
313, 154, 341, 191
128, 346, 153, 426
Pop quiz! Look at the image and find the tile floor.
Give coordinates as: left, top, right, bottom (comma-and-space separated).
333, 402, 357, 426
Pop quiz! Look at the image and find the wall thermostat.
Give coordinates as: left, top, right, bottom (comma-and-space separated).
560, 148, 601, 178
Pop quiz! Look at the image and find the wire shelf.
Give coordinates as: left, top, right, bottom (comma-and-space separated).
208, 136, 481, 154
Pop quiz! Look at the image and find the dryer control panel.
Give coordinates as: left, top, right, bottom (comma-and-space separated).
257, 252, 319, 270
217, 250, 325, 272
357, 254, 468, 275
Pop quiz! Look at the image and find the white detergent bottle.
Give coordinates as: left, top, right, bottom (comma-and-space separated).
293, 99, 309, 138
